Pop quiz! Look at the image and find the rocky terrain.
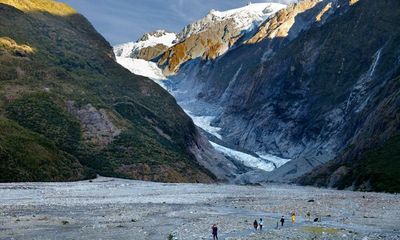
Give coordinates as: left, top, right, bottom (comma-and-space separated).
0, 177, 399, 240
198, 0, 400, 191
116, 0, 400, 192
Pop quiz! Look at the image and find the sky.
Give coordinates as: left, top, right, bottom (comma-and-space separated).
60, 0, 296, 46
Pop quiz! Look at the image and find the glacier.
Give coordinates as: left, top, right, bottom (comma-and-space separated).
184, 110, 223, 139
113, 2, 292, 175
210, 141, 275, 172
116, 57, 166, 82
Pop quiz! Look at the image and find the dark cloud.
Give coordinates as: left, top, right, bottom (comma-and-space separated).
60, 0, 296, 45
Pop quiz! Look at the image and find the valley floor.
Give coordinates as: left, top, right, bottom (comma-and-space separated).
0, 177, 399, 240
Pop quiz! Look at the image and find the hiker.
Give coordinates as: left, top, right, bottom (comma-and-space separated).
212, 224, 218, 240
291, 213, 296, 224
259, 218, 264, 231
280, 216, 285, 227
253, 219, 258, 231
306, 211, 311, 221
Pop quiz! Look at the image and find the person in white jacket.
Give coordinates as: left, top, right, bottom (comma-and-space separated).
259, 218, 264, 231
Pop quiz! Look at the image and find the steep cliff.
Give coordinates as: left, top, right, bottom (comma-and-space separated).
161, 0, 400, 191
299, 72, 400, 192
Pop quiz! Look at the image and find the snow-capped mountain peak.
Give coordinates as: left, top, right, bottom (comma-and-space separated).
114, 30, 177, 58
178, 3, 286, 40
209, 2, 284, 19
137, 30, 177, 46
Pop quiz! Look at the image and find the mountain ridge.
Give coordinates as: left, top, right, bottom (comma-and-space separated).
0, 0, 225, 183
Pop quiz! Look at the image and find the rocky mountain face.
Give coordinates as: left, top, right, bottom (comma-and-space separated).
166, 0, 355, 165
157, 3, 286, 75
0, 0, 227, 183
115, 3, 301, 184
116, 0, 400, 192
177, 0, 400, 191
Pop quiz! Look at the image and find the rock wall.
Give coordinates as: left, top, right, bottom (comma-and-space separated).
165, 0, 400, 183
66, 101, 121, 146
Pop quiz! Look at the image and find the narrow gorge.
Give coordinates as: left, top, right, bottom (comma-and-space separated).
115, 0, 400, 192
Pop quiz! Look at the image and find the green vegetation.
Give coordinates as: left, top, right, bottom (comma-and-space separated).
0, 0, 214, 183
0, 118, 85, 181
6, 94, 81, 153
0, 0, 76, 16
336, 136, 400, 193
167, 233, 174, 240
301, 135, 400, 193
0, 37, 35, 55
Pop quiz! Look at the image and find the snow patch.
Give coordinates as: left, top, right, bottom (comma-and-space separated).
179, 3, 286, 39
211, 3, 283, 19
114, 30, 177, 58
116, 57, 166, 81
369, 48, 382, 77
210, 142, 275, 172
210, 3, 286, 30
184, 110, 222, 139
256, 152, 291, 168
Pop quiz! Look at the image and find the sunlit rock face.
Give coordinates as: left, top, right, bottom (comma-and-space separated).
246, 0, 326, 44
157, 3, 286, 75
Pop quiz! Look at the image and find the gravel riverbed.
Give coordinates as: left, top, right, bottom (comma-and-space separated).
0, 177, 399, 240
